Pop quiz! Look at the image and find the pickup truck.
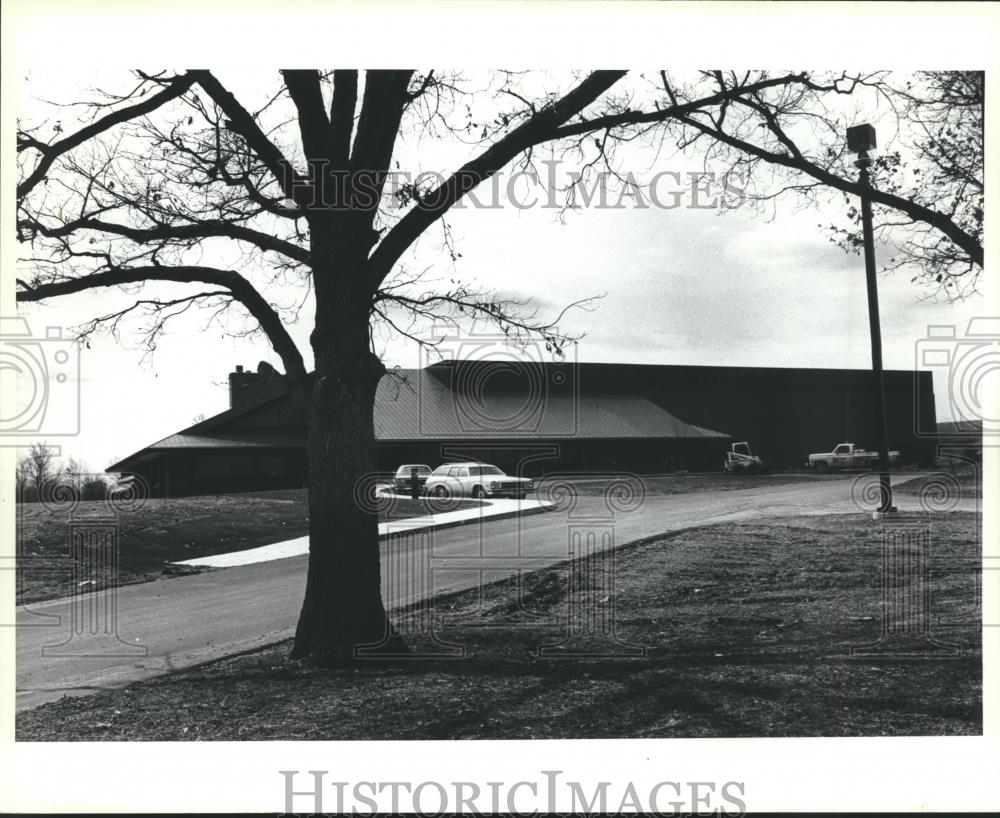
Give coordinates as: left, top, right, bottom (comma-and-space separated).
807, 442, 902, 473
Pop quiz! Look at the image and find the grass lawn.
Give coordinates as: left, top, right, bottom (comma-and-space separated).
16, 511, 981, 740
15, 490, 481, 604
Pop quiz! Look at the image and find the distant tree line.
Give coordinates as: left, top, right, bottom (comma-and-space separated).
15, 443, 112, 503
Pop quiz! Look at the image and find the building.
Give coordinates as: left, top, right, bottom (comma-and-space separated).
107, 359, 937, 497
935, 419, 983, 465
577, 362, 938, 470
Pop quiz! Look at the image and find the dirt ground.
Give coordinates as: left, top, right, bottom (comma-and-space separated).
895, 463, 982, 499
15, 490, 479, 604
16, 511, 981, 740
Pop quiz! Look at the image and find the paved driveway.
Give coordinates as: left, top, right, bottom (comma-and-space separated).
15, 474, 975, 711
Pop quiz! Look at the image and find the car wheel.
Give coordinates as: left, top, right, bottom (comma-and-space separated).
814, 461, 829, 474
434, 485, 449, 498
472, 485, 485, 499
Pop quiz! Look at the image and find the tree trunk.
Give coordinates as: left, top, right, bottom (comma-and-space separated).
289, 297, 406, 665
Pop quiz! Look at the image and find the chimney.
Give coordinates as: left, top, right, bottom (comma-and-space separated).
228, 362, 284, 408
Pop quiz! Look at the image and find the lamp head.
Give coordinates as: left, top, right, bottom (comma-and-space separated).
846, 123, 877, 155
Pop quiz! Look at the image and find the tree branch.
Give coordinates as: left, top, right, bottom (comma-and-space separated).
19, 215, 310, 264
192, 70, 309, 207
16, 265, 307, 382
547, 72, 810, 140
17, 72, 198, 201
350, 70, 414, 174
347, 70, 415, 232
282, 69, 331, 162
328, 70, 358, 167
676, 114, 983, 267
368, 70, 627, 284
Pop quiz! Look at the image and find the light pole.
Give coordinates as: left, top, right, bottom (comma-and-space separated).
847, 123, 895, 514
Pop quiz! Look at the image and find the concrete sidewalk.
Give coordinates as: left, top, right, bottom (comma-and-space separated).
173, 497, 553, 568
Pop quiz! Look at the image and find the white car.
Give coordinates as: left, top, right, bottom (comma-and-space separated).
423, 462, 534, 500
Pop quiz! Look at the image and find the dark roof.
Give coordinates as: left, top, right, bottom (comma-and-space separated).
375, 369, 727, 440
107, 364, 730, 471
134, 431, 306, 450
106, 389, 293, 471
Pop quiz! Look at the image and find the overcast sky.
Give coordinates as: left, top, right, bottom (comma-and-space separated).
9, 69, 989, 471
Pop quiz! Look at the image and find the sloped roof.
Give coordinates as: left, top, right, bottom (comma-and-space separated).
375, 369, 727, 440
107, 389, 296, 470
139, 432, 306, 449
108, 364, 730, 471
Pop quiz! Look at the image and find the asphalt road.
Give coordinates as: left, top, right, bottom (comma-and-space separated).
15, 474, 974, 711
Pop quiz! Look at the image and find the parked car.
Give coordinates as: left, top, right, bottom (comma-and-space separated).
807, 442, 902, 473
393, 464, 432, 494
723, 441, 766, 474
422, 462, 534, 499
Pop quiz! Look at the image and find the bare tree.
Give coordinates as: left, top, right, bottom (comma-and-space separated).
60, 455, 107, 500
15, 454, 32, 500
64, 456, 84, 486
867, 71, 983, 295
17, 442, 62, 500
15, 69, 982, 664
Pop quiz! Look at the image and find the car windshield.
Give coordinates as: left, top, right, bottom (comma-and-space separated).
469, 466, 504, 477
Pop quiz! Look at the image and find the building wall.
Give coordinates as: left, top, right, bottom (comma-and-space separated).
575, 364, 937, 468
375, 437, 729, 477
132, 448, 308, 497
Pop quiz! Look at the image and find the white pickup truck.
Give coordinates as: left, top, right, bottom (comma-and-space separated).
807, 442, 902, 473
